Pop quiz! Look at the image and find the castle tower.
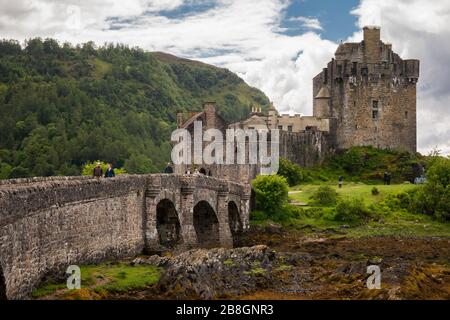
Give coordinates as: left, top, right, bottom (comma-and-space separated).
363, 26, 381, 63
313, 86, 331, 118
267, 102, 279, 129
312, 26, 419, 153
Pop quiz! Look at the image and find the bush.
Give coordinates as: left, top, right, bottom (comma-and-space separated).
278, 158, 303, 186
398, 157, 450, 221
251, 175, 289, 214
371, 187, 379, 195
334, 198, 372, 222
82, 161, 127, 176
310, 185, 338, 206
250, 210, 268, 221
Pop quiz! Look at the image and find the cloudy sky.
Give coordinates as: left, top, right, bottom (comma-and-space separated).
0, 0, 449, 155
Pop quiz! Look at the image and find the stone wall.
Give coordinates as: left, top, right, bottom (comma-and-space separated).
0, 174, 250, 299
279, 130, 332, 168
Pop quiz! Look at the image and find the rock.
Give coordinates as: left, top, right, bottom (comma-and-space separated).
136, 245, 281, 299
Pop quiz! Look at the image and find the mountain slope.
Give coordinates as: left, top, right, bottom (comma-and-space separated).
0, 39, 270, 178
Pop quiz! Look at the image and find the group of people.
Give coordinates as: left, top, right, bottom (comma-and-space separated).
93, 162, 115, 179
164, 163, 212, 176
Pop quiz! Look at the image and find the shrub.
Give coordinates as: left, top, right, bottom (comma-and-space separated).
250, 210, 268, 221
310, 185, 338, 206
334, 198, 372, 222
278, 158, 303, 186
408, 157, 450, 220
251, 175, 289, 214
82, 161, 127, 176
371, 187, 379, 195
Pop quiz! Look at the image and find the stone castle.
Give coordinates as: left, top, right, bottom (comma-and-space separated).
176, 26, 419, 183
0, 26, 421, 300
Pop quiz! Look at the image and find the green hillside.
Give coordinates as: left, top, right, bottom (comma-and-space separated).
0, 39, 270, 178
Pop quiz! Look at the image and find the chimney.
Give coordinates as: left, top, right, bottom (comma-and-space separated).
177, 113, 184, 128
203, 102, 216, 129
363, 26, 381, 63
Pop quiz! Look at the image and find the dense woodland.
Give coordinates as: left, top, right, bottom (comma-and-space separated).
0, 38, 270, 178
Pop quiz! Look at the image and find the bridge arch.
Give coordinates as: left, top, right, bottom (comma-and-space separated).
193, 200, 220, 248
156, 199, 182, 248
0, 265, 6, 300
228, 201, 243, 243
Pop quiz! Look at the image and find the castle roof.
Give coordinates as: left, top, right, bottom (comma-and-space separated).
315, 86, 331, 99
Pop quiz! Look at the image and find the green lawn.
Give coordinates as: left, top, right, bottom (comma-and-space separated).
289, 182, 417, 206
251, 182, 450, 239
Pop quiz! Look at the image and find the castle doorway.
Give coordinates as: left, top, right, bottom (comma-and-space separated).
0, 265, 6, 300
156, 199, 182, 248
193, 201, 220, 248
228, 201, 242, 245
199, 168, 207, 175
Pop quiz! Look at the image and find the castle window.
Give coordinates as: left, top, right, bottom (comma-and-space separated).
288, 125, 293, 132
373, 100, 378, 109
405, 111, 408, 119
361, 67, 368, 76
351, 62, 357, 76
278, 125, 283, 130
372, 100, 379, 120
372, 110, 378, 119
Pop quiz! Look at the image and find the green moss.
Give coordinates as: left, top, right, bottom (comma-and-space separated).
81, 262, 162, 293
244, 267, 266, 276
32, 262, 163, 299
276, 264, 293, 272
31, 282, 67, 298
223, 259, 235, 267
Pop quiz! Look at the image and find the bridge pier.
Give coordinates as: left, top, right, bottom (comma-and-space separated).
240, 193, 251, 230
143, 187, 160, 253
217, 185, 233, 248
180, 182, 197, 248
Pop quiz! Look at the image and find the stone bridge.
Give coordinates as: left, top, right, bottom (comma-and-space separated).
0, 174, 251, 299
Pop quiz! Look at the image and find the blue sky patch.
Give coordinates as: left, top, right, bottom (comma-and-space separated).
281, 0, 360, 41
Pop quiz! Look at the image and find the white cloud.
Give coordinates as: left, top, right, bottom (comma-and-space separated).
289, 16, 323, 30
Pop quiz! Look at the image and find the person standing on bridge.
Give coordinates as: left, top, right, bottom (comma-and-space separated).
93, 162, 103, 179
104, 163, 115, 178
164, 162, 174, 174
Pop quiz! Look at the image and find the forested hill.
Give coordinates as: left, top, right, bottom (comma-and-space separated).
0, 39, 270, 178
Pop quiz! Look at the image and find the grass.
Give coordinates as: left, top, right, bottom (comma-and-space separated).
289, 182, 417, 206
252, 182, 450, 239
32, 261, 162, 299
